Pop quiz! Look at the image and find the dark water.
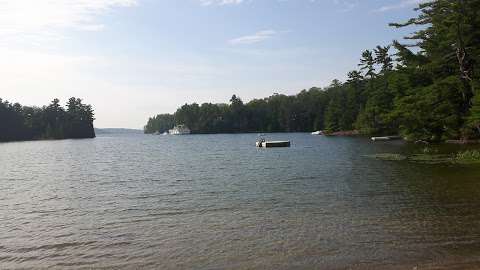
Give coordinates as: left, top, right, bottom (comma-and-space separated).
1, 133, 480, 269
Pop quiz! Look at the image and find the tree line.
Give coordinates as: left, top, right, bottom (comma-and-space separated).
0, 98, 95, 142
146, 0, 480, 141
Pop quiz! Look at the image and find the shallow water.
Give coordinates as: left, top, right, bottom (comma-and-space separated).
1, 133, 480, 269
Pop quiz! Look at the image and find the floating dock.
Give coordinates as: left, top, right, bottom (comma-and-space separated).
256, 140, 291, 148
371, 136, 402, 141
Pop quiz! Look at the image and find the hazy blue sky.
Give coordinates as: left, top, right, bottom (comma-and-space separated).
0, 0, 424, 128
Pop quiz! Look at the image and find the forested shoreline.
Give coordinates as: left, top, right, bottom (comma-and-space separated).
145, 1, 480, 142
0, 98, 95, 142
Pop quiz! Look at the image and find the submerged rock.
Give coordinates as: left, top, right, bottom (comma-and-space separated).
367, 150, 480, 165
408, 154, 453, 164
366, 153, 407, 161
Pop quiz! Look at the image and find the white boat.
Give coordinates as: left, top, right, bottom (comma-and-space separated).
168, 124, 191, 135
311, 131, 323, 135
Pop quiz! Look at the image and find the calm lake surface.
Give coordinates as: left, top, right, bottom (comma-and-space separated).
1, 133, 480, 269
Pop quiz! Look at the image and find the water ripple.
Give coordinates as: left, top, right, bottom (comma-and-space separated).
1, 133, 480, 269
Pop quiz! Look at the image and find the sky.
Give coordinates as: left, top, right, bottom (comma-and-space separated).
0, 0, 425, 129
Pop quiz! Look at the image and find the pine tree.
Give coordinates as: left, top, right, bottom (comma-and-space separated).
374, 45, 393, 74
359, 50, 376, 79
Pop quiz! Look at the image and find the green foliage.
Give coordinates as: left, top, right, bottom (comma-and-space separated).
374, 45, 393, 73
359, 50, 376, 79
391, 76, 465, 141
0, 97, 95, 142
145, 89, 330, 134
144, 114, 175, 134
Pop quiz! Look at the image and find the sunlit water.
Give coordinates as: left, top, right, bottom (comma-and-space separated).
1, 133, 480, 269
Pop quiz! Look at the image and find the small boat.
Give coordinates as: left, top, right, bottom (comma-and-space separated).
256, 139, 291, 148
311, 131, 323, 135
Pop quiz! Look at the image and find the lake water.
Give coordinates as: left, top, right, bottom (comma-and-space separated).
1, 133, 480, 269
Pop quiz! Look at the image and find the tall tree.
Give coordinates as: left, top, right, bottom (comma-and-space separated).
359, 50, 376, 79
374, 45, 393, 74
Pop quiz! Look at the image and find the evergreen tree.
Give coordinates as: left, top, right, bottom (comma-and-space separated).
374, 45, 393, 74
359, 50, 376, 79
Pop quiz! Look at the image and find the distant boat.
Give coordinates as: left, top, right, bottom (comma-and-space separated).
311, 131, 323, 135
168, 124, 191, 135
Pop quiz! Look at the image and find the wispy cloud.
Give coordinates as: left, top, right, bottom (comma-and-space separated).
0, 0, 137, 44
199, 0, 246, 6
373, 0, 427, 12
333, 0, 358, 12
199, 0, 358, 9
229, 30, 277, 45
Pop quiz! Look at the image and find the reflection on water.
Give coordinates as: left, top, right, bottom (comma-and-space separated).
1, 133, 480, 269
